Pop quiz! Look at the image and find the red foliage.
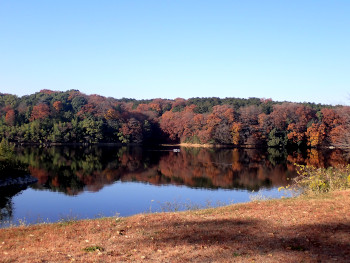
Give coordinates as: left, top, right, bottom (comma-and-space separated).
120, 118, 143, 143
206, 105, 235, 131
287, 123, 305, 144
206, 105, 235, 144
239, 105, 261, 125
330, 107, 350, 148
5, 109, 15, 126
134, 104, 159, 121
329, 125, 346, 145
260, 98, 272, 103
258, 113, 272, 134
306, 123, 326, 147
105, 109, 120, 120
53, 101, 63, 112
29, 166, 49, 184
172, 98, 186, 108
136, 104, 150, 112
231, 122, 242, 145
160, 110, 185, 141
67, 90, 82, 100
160, 105, 208, 142
39, 89, 56, 94
30, 104, 51, 121
77, 103, 97, 117
321, 108, 341, 128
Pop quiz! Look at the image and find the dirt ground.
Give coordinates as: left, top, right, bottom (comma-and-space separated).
1, 190, 349, 263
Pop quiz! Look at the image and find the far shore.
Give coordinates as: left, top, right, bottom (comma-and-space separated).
6, 141, 342, 150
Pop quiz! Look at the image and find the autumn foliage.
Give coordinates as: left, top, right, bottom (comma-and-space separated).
30, 103, 51, 121
0, 90, 349, 148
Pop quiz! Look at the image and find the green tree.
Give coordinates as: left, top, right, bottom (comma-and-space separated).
71, 96, 88, 113
267, 128, 287, 148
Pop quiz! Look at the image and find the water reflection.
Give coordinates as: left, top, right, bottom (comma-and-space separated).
2, 146, 350, 195
0, 146, 349, 225
0, 186, 28, 223
0, 156, 32, 222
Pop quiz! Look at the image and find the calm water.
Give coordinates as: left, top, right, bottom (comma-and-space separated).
1, 146, 349, 227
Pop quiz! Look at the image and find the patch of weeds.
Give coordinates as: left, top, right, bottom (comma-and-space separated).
34, 215, 49, 225
94, 213, 105, 219
17, 218, 27, 227
193, 208, 215, 216
113, 212, 122, 222
159, 200, 182, 212
293, 164, 350, 195
183, 201, 202, 210
233, 252, 242, 257
249, 192, 270, 201
113, 213, 125, 226
58, 213, 78, 225
83, 245, 104, 252
149, 200, 155, 213
278, 185, 300, 199
157, 199, 230, 213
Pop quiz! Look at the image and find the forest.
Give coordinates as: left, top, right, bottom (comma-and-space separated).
0, 89, 349, 149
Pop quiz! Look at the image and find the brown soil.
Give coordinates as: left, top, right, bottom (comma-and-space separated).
1, 191, 350, 263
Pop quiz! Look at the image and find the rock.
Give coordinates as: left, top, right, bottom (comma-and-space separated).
0, 174, 38, 188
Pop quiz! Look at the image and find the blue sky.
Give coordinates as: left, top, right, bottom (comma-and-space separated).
0, 1, 349, 105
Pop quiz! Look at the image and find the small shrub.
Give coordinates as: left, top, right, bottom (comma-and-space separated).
293, 164, 350, 195
83, 246, 104, 252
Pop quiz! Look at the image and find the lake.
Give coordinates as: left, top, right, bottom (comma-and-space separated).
1, 145, 349, 227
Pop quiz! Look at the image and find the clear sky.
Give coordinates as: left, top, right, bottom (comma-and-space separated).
0, 1, 349, 105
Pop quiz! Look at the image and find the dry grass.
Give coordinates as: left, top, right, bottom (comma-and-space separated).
1, 190, 350, 262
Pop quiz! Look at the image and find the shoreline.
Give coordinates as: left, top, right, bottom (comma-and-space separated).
161, 143, 225, 148
1, 190, 349, 262
6, 141, 342, 150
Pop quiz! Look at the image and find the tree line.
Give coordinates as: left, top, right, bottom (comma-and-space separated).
0, 89, 349, 148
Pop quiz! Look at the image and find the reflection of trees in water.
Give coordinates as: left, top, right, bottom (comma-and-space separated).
0, 156, 28, 181
16, 146, 128, 195
286, 148, 349, 168
0, 191, 13, 222
6, 146, 350, 196
0, 186, 27, 223
0, 150, 33, 224
156, 149, 289, 191
267, 148, 288, 166
2, 146, 349, 224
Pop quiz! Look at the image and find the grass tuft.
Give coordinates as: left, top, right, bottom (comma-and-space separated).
83, 245, 104, 252
58, 214, 78, 226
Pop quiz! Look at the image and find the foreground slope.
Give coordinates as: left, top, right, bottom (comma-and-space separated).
1, 191, 349, 262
